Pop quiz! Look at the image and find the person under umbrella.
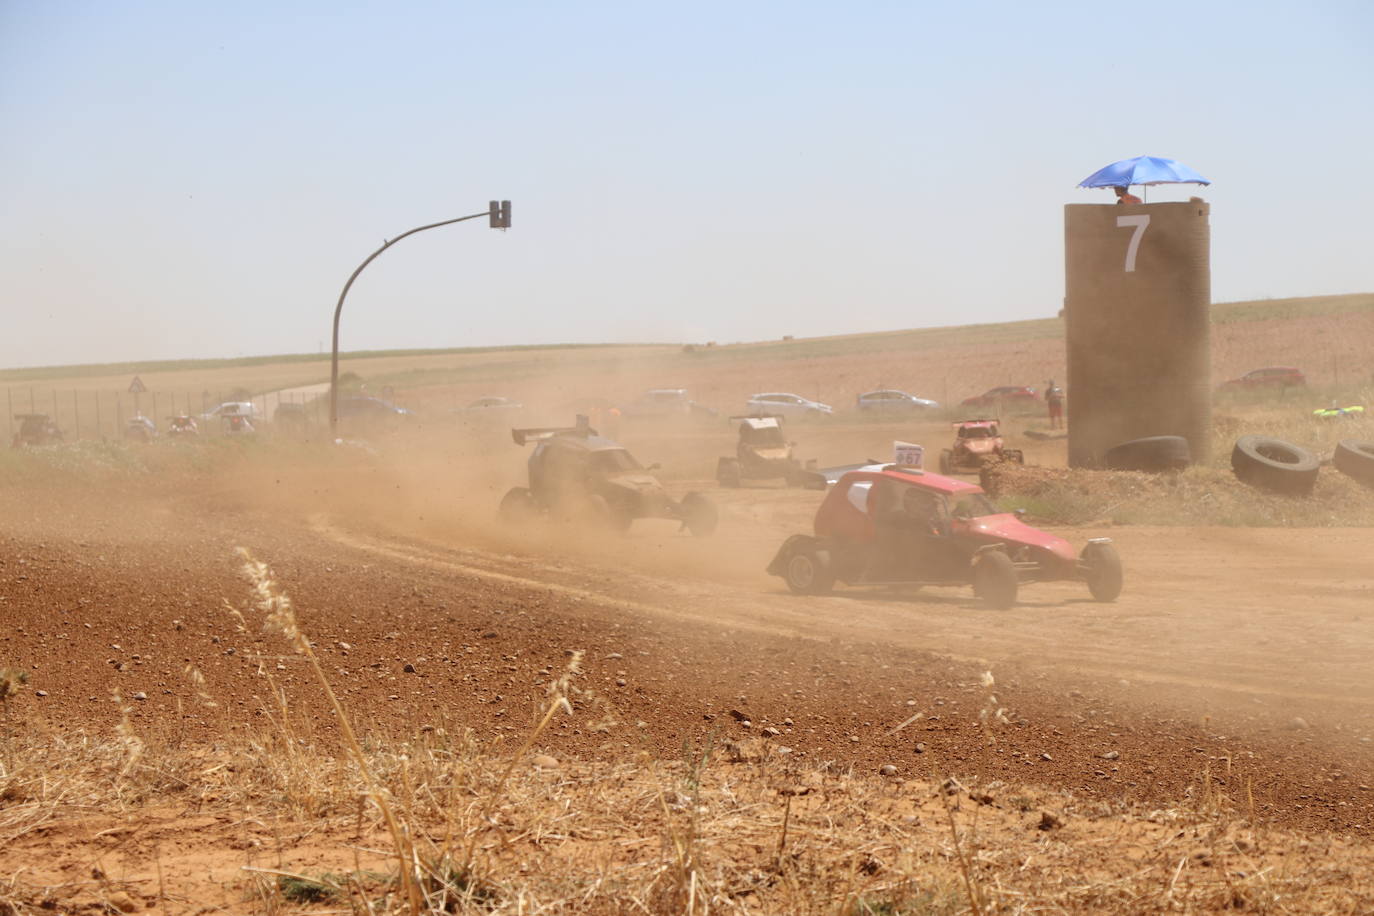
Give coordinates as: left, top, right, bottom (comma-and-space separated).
1079, 156, 1209, 203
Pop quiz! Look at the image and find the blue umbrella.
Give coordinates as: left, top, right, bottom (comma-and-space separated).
1078, 155, 1210, 189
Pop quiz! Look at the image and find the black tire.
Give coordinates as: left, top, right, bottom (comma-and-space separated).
1102, 436, 1192, 472
608, 497, 636, 531
783, 546, 834, 595
716, 457, 741, 488
1002, 449, 1024, 465
680, 491, 718, 537
785, 467, 828, 490
1081, 542, 1123, 602
499, 487, 538, 524
1333, 440, 1374, 489
584, 493, 612, 526
938, 449, 954, 475
972, 551, 1017, 609
1230, 435, 1319, 496
584, 494, 633, 532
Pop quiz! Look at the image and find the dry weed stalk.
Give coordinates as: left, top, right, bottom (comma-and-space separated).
457, 649, 582, 879
235, 547, 425, 914
0, 667, 28, 745
647, 735, 715, 914
936, 668, 1008, 916
235, 548, 591, 912
110, 689, 145, 783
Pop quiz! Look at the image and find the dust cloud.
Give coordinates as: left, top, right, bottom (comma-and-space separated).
183, 333, 1374, 724
4, 309, 1373, 835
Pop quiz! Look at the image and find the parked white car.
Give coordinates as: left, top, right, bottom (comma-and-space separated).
201, 401, 258, 420
745, 392, 833, 418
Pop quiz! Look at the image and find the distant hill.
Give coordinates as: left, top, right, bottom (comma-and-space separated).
0, 293, 1368, 398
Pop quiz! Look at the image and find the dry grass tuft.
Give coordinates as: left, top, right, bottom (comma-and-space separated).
4, 723, 1374, 913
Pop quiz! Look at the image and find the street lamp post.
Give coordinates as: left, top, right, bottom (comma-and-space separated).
329, 201, 511, 437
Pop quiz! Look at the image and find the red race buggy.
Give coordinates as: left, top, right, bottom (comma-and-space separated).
766, 465, 1121, 608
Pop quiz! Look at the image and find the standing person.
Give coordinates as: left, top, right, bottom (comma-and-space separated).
1045, 381, 1065, 430
1114, 186, 1142, 205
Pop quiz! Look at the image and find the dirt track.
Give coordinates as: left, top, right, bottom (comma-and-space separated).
4, 432, 1374, 837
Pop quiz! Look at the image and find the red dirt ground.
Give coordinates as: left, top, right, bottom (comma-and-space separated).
3, 435, 1372, 842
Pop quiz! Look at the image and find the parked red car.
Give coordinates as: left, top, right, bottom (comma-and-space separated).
1218, 367, 1306, 392
960, 386, 1039, 409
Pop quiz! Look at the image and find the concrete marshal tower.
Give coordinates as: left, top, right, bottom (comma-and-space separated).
1063, 199, 1211, 467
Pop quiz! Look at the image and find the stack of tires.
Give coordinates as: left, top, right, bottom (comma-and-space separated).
1101, 436, 1192, 472
1333, 440, 1374, 489
1095, 432, 1374, 497
1229, 436, 1374, 496
1230, 436, 1320, 496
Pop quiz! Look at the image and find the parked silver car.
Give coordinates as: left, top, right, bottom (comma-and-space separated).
745, 392, 833, 418
622, 388, 717, 419
459, 396, 523, 411
856, 389, 940, 412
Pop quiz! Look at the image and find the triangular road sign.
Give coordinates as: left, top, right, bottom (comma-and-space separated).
129, 376, 147, 394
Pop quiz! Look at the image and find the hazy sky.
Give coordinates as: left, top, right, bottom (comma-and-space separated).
2, 1, 1371, 369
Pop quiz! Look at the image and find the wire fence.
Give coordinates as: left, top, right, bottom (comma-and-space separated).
4, 388, 331, 444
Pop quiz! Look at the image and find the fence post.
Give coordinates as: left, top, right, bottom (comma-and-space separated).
6, 388, 12, 443
73, 390, 80, 440
116, 392, 123, 433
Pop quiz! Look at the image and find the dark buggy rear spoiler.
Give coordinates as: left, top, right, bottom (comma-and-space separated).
727, 413, 785, 423
511, 415, 597, 446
